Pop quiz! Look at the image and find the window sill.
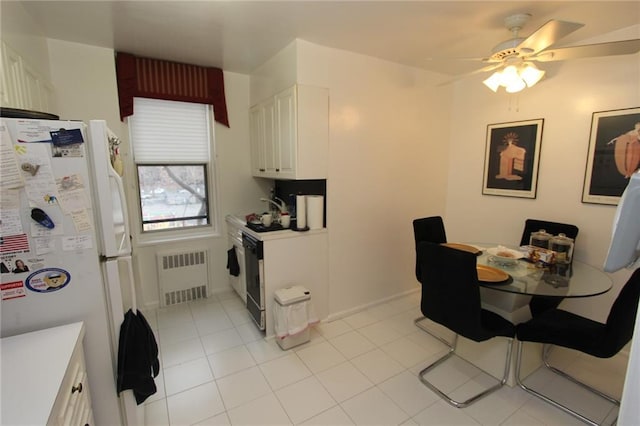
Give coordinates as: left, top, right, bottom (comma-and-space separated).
133, 226, 221, 247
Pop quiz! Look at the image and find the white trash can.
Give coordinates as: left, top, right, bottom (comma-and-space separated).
274, 285, 312, 350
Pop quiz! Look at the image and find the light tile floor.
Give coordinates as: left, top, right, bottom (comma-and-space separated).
143, 290, 626, 425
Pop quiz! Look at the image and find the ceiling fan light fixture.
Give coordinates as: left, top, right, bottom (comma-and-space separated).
520, 62, 545, 87
505, 78, 526, 93
482, 62, 546, 93
483, 72, 502, 92
501, 65, 521, 86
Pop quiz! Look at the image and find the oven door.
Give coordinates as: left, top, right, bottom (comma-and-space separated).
243, 233, 265, 330
228, 231, 247, 303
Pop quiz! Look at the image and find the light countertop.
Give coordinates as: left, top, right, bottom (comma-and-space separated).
1, 322, 85, 425
225, 214, 327, 241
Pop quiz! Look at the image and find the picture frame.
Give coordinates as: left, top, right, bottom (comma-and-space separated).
482, 119, 544, 199
582, 107, 640, 205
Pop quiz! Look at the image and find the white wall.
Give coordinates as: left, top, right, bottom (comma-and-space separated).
305, 42, 452, 316
445, 53, 640, 321
250, 41, 298, 105
251, 40, 452, 317
47, 40, 122, 128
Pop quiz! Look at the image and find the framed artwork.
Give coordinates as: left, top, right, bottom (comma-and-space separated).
482, 119, 544, 198
582, 107, 640, 205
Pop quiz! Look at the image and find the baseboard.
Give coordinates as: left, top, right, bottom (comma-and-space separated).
325, 287, 419, 323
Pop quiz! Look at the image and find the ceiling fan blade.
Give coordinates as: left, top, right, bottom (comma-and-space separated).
517, 20, 584, 55
533, 39, 640, 62
437, 63, 503, 86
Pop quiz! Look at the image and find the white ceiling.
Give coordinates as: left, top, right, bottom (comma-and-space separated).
10, 1, 640, 76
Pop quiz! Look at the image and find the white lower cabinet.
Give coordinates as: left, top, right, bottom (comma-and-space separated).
260, 231, 328, 338
1, 322, 94, 426
50, 335, 94, 426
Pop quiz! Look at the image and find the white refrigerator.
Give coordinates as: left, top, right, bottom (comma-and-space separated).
0, 117, 142, 425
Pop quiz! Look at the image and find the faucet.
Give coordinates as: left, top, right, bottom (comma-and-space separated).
274, 197, 288, 213
260, 197, 287, 214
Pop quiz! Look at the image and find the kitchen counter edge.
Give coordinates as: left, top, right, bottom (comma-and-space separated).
226, 215, 327, 241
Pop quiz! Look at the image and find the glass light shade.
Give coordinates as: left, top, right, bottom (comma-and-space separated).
520, 63, 545, 87
482, 62, 546, 93
483, 72, 502, 92
501, 65, 521, 86
505, 78, 526, 93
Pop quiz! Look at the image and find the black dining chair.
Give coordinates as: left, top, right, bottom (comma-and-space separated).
412, 216, 449, 339
413, 216, 447, 282
413, 216, 447, 245
415, 241, 516, 408
520, 219, 579, 316
515, 268, 640, 426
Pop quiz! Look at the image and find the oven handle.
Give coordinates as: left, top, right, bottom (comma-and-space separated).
242, 233, 263, 259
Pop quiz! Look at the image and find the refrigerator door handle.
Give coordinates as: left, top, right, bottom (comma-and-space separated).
103, 256, 140, 425
105, 256, 137, 323
108, 165, 132, 255
87, 121, 131, 258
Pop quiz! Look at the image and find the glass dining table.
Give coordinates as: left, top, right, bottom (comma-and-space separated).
438, 242, 614, 387
465, 243, 613, 298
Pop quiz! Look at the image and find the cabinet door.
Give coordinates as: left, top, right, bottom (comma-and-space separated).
249, 105, 266, 175
0, 45, 9, 107
2, 44, 26, 109
1, 42, 57, 113
49, 340, 93, 426
22, 62, 43, 111
275, 87, 297, 178
263, 98, 278, 175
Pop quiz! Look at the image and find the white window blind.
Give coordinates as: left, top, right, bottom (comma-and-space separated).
130, 97, 211, 163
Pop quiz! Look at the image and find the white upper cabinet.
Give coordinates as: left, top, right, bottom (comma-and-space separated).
1, 42, 55, 114
249, 85, 328, 180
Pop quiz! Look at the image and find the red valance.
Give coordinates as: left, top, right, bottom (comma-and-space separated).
115, 52, 229, 127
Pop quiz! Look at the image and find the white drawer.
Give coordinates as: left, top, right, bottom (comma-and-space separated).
49, 338, 93, 426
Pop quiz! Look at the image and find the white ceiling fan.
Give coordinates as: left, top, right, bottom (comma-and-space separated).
461, 13, 640, 93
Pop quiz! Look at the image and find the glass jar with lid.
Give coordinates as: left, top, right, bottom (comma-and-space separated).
530, 229, 552, 249
550, 233, 574, 263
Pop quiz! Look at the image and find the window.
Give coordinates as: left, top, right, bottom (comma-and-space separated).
129, 98, 215, 232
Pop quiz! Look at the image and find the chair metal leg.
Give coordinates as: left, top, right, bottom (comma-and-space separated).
541, 344, 620, 405
516, 341, 618, 426
415, 316, 513, 408
414, 316, 455, 349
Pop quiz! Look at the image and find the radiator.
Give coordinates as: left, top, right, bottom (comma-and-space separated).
157, 250, 209, 307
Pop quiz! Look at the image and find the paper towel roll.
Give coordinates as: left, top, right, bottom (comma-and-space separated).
306, 195, 324, 230
296, 195, 307, 229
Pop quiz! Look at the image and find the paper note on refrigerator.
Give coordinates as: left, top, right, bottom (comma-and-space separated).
15, 119, 57, 143
56, 174, 89, 213
62, 235, 93, 251
33, 237, 56, 255
70, 209, 93, 232
0, 124, 24, 189
0, 189, 24, 236
13, 143, 61, 208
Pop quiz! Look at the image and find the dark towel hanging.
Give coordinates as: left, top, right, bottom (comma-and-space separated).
227, 247, 240, 276
117, 309, 160, 404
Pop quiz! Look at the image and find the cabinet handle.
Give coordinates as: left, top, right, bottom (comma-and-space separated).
71, 383, 83, 394
276, 169, 280, 172
259, 168, 265, 172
